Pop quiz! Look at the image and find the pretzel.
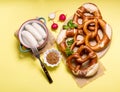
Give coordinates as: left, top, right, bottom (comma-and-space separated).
73, 3, 102, 28
66, 45, 98, 77
84, 19, 110, 52
56, 3, 111, 78
59, 29, 85, 53
59, 40, 67, 52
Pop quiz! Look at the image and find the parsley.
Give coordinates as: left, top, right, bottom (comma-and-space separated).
63, 20, 78, 30
65, 47, 73, 56
67, 39, 74, 47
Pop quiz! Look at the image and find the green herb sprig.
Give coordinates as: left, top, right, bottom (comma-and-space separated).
65, 47, 73, 56
67, 39, 74, 47
63, 20, 78, 30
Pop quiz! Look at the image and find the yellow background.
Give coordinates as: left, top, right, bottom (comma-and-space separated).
0, 0, 120, 92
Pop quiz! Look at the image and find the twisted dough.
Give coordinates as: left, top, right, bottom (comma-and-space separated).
84, 19, 110, 52
57, 3, 111, 77
66, 45, 98, 77
73, 3, 102, 27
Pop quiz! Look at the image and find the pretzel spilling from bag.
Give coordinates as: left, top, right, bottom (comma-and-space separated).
57, 3, 112, 77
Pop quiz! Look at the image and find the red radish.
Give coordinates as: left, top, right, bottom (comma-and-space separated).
59, 14, 66, 21
51, 22, 58, 30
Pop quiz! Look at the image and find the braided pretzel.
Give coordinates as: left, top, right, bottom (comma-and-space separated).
66, 45, 98, 77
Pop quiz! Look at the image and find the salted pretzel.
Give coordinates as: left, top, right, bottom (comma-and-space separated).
66, 45, 99, 77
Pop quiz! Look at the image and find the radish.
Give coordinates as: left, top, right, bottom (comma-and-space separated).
59, 14, 66, 21
51, 22, 58, 30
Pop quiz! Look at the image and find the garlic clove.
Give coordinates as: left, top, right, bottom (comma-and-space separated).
48, 12, 56, 20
